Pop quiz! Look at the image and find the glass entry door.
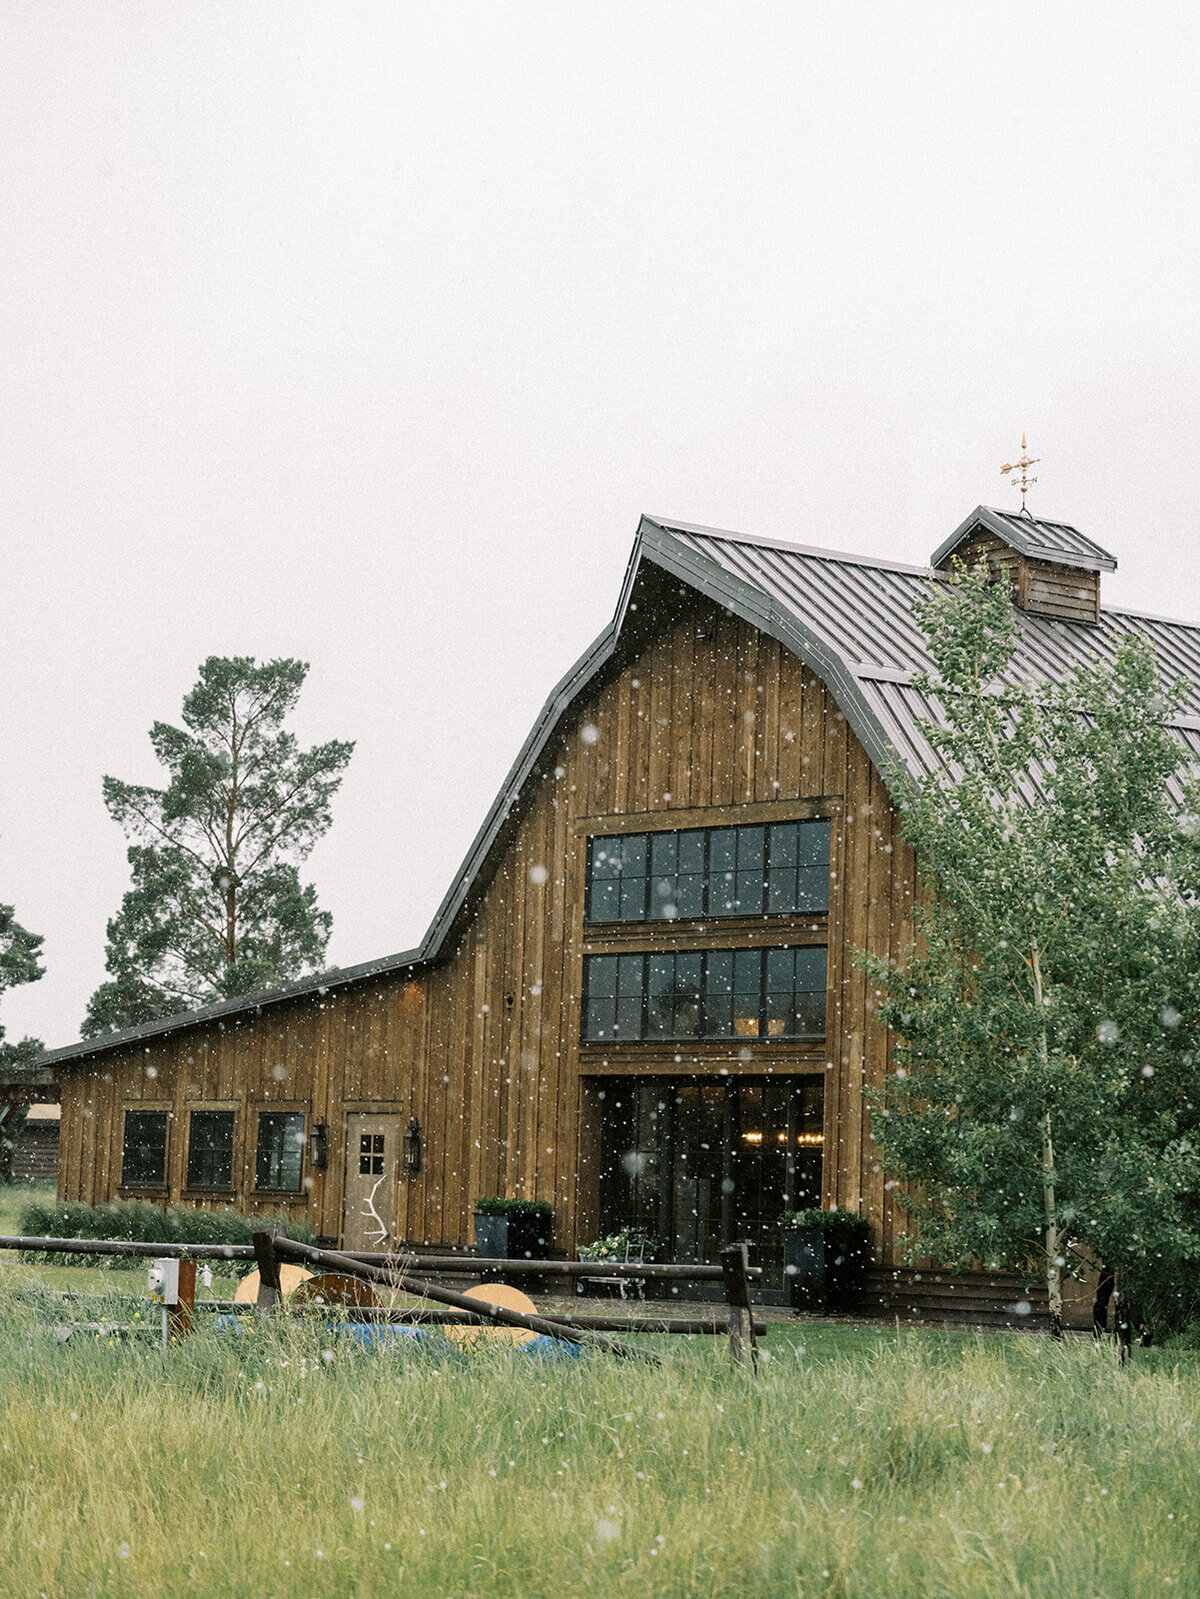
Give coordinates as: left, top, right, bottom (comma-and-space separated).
596, 1076, 824, 1287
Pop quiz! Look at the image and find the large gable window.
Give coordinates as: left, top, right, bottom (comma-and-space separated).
122, 1109, 169, 1188
586, 819, 830, 923
583, 947, 826, 1042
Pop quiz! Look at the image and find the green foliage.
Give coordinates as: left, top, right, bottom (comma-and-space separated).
15, 1196, 313, 1271
0, 902, 44, 1077
83, 657, 354, 1036
577, 1226, 658, 1261
473, 1196, 553, 1217
781, 1207, 869, 1233
863, 561, 1200, 1298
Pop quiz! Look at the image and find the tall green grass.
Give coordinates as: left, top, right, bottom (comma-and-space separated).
0, 1283, 1197, 1598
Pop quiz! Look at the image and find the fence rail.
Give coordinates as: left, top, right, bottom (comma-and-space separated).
1, 1230, 764, 1366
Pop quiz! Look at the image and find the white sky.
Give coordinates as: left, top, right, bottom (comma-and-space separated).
3, 3, 1199, 1049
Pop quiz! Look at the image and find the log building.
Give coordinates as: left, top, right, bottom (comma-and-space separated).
41, 505, 1195, 1292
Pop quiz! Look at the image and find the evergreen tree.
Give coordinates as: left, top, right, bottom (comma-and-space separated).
0, 901, 45, 1181
864, 562, 1200, 1335
82, 657, 353, 1036
0, 901, 44, 1067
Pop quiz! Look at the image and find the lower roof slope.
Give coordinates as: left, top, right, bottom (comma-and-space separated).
42, 509, 1200, 1067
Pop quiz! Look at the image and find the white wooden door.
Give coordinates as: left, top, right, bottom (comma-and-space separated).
342, 1113, 400, 1251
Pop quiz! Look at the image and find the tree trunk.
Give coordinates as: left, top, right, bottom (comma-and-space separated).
1039, 1106, 1064, 1340
1030, 941, 1064, 1340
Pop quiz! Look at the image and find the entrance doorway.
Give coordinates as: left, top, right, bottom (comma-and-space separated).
342, 1113, 401, 1251
595, 1076, 823, 1289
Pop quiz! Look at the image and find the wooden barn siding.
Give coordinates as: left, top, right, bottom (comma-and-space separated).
950, 533, 1099, 624
59, 582, 916, 1261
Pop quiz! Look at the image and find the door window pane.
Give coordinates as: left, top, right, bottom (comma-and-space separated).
122, 1110, 168, 1188
186, 1111, 235, 1189
255, 1112, 305, 1192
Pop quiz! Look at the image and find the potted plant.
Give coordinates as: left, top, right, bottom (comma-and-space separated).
473, 1197, 553, 1260
576, 1227, 658, 1297
782, 1207, 870, 1313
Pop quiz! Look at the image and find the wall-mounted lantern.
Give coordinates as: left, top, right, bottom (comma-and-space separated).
403, 1117, 422, 1175
307, 1121, 328, 1170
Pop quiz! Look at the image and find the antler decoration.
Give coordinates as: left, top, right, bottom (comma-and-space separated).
1000, 433, 1040, 513
360, 1175, 390, 1248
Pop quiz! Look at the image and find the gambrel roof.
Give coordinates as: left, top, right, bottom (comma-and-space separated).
42, 506, 1200, 1066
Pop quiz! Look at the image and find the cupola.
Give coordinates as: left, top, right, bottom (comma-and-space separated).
930, 505, 1116, 625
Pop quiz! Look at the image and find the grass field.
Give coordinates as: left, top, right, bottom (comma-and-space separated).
1, 1262, 1198, 1599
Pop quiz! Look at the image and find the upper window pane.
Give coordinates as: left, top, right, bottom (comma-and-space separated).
122, 1110, 168, 1188
586, 819, 830, 923
255, 1112, 305, 1192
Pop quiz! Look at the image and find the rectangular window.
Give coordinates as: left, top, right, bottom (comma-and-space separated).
586, 818, 830, 923
255, 1111, 306, 1192
122, 1110, 168, 1188
582, 948, 826, 1042
186, 1111, 235, 1190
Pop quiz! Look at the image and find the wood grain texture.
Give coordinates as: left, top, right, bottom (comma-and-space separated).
56, 572, 917, 1262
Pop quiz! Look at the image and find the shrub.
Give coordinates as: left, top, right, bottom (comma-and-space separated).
473, 1197, 552, 1218
781, 1206, 869, 1233
15, 1198, 313, 1271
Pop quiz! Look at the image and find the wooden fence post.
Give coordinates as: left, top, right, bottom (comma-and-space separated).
252, 1226, 283, 1311
166, 1258, 196, 1342
720, 1242, 758, 1370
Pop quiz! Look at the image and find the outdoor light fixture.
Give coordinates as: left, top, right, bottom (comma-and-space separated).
307, 1122, 328, 1169
403, 1117, 422, 1174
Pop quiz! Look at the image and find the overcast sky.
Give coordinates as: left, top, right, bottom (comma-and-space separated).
3, 3, 1199, 1049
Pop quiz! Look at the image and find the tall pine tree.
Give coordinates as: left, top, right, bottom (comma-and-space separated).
865, 562, 1200, 1335
83, 657, 353, 1036
0, 900, 44, 1067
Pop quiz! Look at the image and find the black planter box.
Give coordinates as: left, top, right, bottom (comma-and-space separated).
785, 1224, 868, 1313
473, 1211, 551, 1261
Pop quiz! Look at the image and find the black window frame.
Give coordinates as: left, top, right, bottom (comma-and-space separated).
585, 818, 831, 924
581, 947, 827, 1043
254, 1111, 306, 1194
185, 1109, 237, 1192
121, 1108, 169, 1189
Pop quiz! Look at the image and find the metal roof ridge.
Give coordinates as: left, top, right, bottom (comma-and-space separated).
644, 514, 938, 579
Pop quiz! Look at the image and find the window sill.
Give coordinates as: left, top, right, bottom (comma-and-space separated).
117, 1186, 168, 1198
253, 1190, 306, 1199
583, 915, 828, 950
182, 1188, 236, 1198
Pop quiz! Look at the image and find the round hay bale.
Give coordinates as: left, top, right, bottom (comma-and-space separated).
443, 1281, 540, 1348
233, 1263, 313, 1303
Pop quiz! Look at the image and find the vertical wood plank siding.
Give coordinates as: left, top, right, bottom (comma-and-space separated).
58, 577, 916, 1261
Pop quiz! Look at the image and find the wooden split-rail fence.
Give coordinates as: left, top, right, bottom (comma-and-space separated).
0, 1232, 766, 1368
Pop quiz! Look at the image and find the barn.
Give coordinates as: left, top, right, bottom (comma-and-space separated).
40, 505, 1191, 1295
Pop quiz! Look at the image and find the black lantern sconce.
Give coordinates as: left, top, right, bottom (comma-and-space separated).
307, 1121, 328, 1170
403, 1117, 422, 1175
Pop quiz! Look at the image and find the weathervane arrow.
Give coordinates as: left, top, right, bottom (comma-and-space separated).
1000, 433, 1039, 513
